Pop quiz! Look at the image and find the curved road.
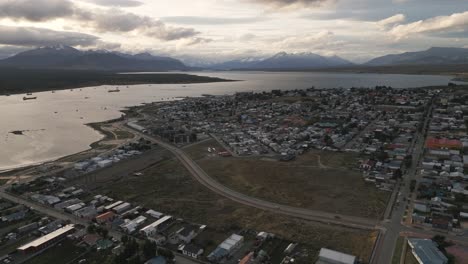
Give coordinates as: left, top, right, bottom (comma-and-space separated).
123, 124, 379, 230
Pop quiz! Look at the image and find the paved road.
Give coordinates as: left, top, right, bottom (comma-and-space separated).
371, 99, 436, 264
121, 123, 379, 230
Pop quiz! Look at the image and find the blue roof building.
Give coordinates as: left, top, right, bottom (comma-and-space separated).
407, 238, 448, 264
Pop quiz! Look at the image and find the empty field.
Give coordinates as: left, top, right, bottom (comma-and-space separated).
82, 149, 378, 262
186, 139, 390, 219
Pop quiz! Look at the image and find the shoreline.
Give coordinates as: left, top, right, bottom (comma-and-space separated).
0, 116, 130, 176
0, 69, 236, 96
2, 82, 467, 175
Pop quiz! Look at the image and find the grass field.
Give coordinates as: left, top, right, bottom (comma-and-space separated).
81, 148, 378, 263
392, 236, 405, 264
186, 139, 389, 219
404, 247, 419, 264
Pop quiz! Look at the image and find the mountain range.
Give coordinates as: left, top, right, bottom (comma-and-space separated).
210, 52, 353, 70
0, 45, 188, 71
1, 46, 468, 71
366, 47, 468, 66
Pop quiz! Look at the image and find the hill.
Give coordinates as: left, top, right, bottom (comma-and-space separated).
366, 47, 468, 66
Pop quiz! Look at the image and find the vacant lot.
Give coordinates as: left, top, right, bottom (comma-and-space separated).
186, 139, 389, 219
82, 149, 378, 262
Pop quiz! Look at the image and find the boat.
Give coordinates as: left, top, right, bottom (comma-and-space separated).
23, 96, 37, 101
108, 89, 120, 93
26, 93, 32, 95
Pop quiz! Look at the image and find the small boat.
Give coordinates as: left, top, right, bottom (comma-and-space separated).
26, 93, 33, 95
51, 91, 55, 93
23, 96, 37, 100
108, 89, 120, 93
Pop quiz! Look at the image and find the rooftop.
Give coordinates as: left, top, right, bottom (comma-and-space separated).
408, 238, 448, 264
18, 224, 75, 251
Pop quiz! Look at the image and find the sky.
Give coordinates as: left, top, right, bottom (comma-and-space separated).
0, 0, 467, 64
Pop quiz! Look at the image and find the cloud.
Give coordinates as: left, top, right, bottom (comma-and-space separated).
0, 0, 74, 21
389, 11, 468, 40
162, 16, 268, 25
81, 0, 143, 7
377, 14, 405, 30
274, 30, 342, 51
0, 0, 201, 41
176, 37, 212, 48
248, 0, 333, 10
239, 33, 257, 41
75, 8, 200, 40
0, 25, 99, 47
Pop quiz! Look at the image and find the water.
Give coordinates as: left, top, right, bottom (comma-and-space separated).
0, 71, 455, 171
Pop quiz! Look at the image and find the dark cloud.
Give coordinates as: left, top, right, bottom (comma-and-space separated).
76, 9, 200, 40
162, 16, 269, 25
0, 25, 99, 47
0, 0, 201, 41
82, 0, 143, 7
0, 0, 74, 21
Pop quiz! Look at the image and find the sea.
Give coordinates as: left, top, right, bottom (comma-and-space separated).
0, 71, 458, 171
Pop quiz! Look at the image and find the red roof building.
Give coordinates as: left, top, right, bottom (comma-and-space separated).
426, 137, 462, 150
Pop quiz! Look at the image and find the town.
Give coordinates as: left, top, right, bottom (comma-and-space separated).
0, 85, 467, 264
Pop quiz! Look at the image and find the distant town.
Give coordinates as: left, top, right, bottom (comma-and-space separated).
0, 84, 467, 264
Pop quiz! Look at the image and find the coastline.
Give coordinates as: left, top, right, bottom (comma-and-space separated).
1, 79, 465, 175
0, 69, 236, 96
0, 115, 131, 176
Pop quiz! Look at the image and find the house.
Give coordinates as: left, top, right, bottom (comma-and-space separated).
407, 238, 448, 264
177, 226, 198, 244
148, 234, 166, 245
180, 244, 204, 259
208, 234, 244, 261
2, 210, 27, 222
95, 211, 116, 224
83, 234, 100, 247
316, 248, 356, 264
139, 215, 172, 237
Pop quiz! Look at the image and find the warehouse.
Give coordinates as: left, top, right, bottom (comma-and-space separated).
112, 202, 132, 214
316, 248, 356, 264
407, 239, 448, 264
140, 215, 172, 237
104, 201, 123, 211
17, 225, 75, 254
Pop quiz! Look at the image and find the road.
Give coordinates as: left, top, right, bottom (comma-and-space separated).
121, 123, 379, 230
1, 98, 464, 264
371, 98, 438, 264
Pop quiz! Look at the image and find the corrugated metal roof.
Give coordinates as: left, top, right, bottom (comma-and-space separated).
408, 239, 448, 264
18, 225, 74, 250
318, 248, 356, 264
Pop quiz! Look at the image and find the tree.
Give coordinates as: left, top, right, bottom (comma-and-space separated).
393, 169, 403, 179
157, 248, 174, 260
143, 240, 157, 259
87, 225, 96, 234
